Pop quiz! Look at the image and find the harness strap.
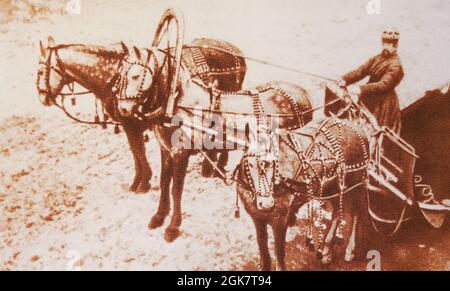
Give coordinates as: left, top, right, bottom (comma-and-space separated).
54, 95, 120, 126
293, 181, 365, 201
183, 44, 336, 82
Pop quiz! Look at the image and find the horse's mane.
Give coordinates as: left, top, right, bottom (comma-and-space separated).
55, 44, 125, 59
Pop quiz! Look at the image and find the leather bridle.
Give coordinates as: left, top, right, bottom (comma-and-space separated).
36, 46, 71, 99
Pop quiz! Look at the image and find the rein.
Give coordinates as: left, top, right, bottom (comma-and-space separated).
178, 45, 336, 82
54, 90, 120, 126
178, 96, 342, 119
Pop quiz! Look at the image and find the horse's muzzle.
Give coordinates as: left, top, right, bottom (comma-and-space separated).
117, 99, 137, 117
38, 92, 55, 107
256, 194, 275, 211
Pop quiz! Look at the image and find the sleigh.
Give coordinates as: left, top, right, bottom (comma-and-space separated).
324, 84, 448, 235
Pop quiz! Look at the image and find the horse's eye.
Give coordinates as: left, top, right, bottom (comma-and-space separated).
132, 75, 140, 81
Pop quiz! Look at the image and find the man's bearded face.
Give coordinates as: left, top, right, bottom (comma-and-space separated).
382, 41, 397, 56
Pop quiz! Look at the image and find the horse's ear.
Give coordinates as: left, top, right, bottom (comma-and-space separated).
120, 41, 129, 56
39, 40, 46, 57
47, 36, 55, 47
133, 46, 141, 60
440, 82, 449, 95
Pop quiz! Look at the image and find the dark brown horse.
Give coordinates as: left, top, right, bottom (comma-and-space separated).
114, 39, 248, 178
36, 37, 155, 193
114, 45, 314, 242
401, 82, 450, 226
235, 116, 370, 270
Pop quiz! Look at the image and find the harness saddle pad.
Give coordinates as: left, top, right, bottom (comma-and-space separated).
182, 38, 246, 91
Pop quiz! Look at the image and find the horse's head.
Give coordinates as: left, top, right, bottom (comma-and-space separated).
36, 37, 68, 106
114, 43, 157, 117
238, 127, 281, 211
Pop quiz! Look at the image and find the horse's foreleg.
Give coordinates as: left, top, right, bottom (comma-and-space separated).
122, 123, 152, 193
216, 151, 229, 177
201, 152, 217, 178
122, 124, 142, 192
287, 202, 301, 227
321, 217, 339, 265
344, 183, 369, 262
272, 221, 288, 271
148, 148, 173, 230
252, 217, 271, 271
133, 130, 152, 193
164, 152, 190, 242
345, 214, 358, 262
354, 188, 370, 260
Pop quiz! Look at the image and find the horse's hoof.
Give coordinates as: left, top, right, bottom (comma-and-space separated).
164, 227, 181, 242
148, 215, 165, 230
136, 181, 151, 193
321, 251, 332, 265
129, 182, 139, 192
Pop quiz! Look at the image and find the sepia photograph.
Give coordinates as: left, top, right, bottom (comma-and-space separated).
0, 0, 449, 272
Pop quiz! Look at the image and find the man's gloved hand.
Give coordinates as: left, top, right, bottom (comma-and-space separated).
348, 85, 361, 96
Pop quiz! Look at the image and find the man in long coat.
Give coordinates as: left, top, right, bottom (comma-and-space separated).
338, 28, 403, 133
338, 29, 450, 208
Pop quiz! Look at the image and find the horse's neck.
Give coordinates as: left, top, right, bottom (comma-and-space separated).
141, 49, 172, 110
57, 45, 122, 96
